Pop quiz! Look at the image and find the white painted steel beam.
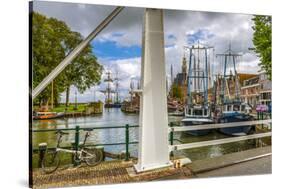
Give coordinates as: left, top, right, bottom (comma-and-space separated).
169, 119, 272, 132
134, 9, 172, 173
32, 6, 124, 99
169, 132, 272, 152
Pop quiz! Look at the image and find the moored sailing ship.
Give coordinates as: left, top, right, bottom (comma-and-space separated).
181, 42, 214, 136
214, 45, 254, 136
121, 79, 140, 113
100, 71, 121, 108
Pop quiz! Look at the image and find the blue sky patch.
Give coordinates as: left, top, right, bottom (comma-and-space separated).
91, 40, 141, 60
112, 32, 124, 37
165, 44, 176, 48
186, 29, 215, 44
167, 34, 176, 40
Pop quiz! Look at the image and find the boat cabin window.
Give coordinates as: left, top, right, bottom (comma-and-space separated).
204, 109, 207, 116
233, 105, 240, 111
188, 108, 192, 115
194, 109, 203, 116
227, 105, 232, 111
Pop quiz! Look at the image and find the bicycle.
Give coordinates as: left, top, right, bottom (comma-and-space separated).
41, 129, 103, 174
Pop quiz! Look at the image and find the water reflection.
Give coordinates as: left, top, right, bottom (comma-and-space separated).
32, 109, 258, 160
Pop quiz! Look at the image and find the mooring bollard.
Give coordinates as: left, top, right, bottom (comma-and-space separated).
169, 122, 174, 157
125, 124, 129, 161
38, 143, 47, 167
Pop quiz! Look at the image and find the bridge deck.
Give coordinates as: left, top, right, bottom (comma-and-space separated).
187, 146, 271, 174
32, 160, 192, 188
32, 146, 271, 188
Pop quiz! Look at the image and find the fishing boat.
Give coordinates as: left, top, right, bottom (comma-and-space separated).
182, 104, 213, 135
181, 42, 214, 136
215, 46, 254, 136
217, 101, 254, 136
33, 112, 64, 120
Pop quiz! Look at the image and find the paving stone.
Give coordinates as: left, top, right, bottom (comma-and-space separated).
32, 160, 192, 188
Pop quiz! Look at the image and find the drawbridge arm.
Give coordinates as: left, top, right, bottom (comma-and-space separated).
32, 6, 124, 99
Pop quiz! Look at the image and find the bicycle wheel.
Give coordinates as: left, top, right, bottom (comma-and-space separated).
41, 150, 60, 174
83, 148, 103, 166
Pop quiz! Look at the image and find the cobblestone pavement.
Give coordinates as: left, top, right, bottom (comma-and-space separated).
32, 147, 271, 188
32, 160, 192, 188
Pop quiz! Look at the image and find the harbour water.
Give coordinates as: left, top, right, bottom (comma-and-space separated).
32, 108, 263, 161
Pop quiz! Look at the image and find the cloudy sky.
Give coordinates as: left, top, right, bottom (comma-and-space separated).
33, 1, 261, 103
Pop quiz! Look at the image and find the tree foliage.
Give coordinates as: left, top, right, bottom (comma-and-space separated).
171, 84, 183, 100
32, 12, 103, 108
252, 15, 272, 80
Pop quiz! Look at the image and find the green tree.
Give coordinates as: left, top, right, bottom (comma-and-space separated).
171, 84, 183, 100
32, 12, 103, 110
61, 31, 102, 108
252, 15, 272, 80
32, 13, 68, 108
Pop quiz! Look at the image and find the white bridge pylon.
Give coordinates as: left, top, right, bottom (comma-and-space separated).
134, 8, 172, 172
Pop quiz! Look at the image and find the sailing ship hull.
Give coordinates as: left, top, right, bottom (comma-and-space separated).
104, 103, 122, 108
182, 118, 213, 136
218, 113, 254, 136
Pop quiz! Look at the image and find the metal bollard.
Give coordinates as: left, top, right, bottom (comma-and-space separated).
71, 142, 77, 165
125, 124, 129, 161
38, 143, 47, 168
75, 126, 80, 151
73, 126, 80, 166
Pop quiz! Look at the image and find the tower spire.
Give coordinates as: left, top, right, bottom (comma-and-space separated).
182, 55, 187, 74
170, 64, 174, 86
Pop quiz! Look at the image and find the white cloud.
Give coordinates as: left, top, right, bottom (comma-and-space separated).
34, 1, 264, 102
61, 57, 141, 103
